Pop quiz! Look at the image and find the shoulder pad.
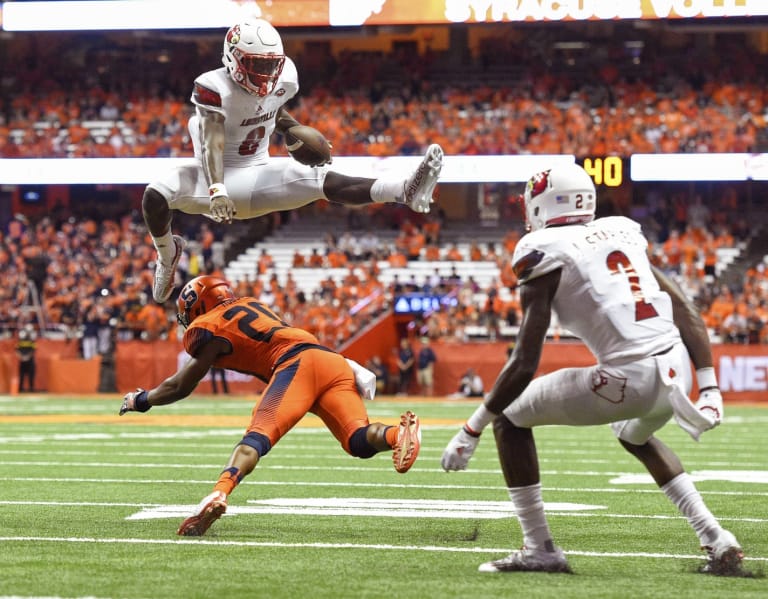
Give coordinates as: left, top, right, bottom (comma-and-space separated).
598, 215, 642, 234
275, 57, 299, 100
183, 326, 215, 358
190, 69, 230, 113
512, 228, 568, 283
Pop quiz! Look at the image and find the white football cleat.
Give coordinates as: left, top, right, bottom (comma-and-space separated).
152, 234, 185, 303
479, 546, 572, 573
400, 143, 444, 213
700, 529, 744, 575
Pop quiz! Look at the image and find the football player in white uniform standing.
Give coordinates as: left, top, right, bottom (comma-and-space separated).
144, 18, 444, 303
441, 163, 745, 576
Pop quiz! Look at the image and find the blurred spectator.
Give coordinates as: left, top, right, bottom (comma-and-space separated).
416, 337, 437, 397
15, 325, 37, 392
365, 354, 390, 396
22, 244, 48, 300
81, 305, 100, 360
338, 231, 360, 262
257, 249, 275, 275
722, 309, 749, 344
442, 244, 462, 262
308, 248, 325, 268
688, 195, 711, 233
136, 300, 168, 341
396, 338, 415, 396
359, 230, 380, 260
451, 368, 485, 398
292, 249, 307, 268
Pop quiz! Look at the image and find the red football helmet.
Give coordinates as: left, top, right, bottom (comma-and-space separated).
176, 275, 236, 328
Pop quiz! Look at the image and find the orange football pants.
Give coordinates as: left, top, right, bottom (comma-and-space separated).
247, 348, 369, 453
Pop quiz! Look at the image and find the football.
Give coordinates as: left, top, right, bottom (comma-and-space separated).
285, 125, 333, 166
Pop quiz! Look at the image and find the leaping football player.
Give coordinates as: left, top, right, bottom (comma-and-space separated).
143, 18, 444, 303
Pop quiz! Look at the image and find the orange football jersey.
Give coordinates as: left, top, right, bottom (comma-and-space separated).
183, 298, 319, 381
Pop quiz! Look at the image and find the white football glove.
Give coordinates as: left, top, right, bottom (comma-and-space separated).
209, 183, 236, 223
119, 388, 150, 416
345, 358, 377, 401
694, 387, 724, 429
441, 427, 481, 471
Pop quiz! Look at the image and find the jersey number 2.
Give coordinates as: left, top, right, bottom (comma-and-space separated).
238, 126, 266, 156
606, 250, 659, 321
222, 301, 288, 341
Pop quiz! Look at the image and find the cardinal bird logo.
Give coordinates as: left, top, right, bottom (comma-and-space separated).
227, 25, 241, 45
528, 169, 551, 199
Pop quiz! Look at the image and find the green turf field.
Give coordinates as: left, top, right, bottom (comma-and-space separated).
0, 395, 765, 598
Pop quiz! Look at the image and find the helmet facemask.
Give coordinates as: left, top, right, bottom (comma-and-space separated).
223, 20, 285, 97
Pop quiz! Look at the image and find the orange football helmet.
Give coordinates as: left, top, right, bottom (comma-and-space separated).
176, 275, 236, 328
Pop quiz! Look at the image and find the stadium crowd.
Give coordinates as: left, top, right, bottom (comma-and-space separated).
1, 34, 766, 159
1, 194, 766, 361
1, 28, 767, 357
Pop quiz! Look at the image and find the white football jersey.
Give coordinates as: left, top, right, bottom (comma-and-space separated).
188, 59, 299, 168
512, 216, 680, 364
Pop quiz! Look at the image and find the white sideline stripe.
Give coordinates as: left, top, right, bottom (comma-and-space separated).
0, 536, 765, 563
1, 499, 766, 524
0, 430, 249, 442
4, 461, 768, 483
4, 477, 768, 497
0, 448, 765, 470
0, 500, 162, 507
3, 431, 765, 451
1, 432, 766, 453
611, 471, 768, 484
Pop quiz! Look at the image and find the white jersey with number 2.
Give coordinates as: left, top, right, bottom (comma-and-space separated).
512, 216, 680, 365
189, 62, 299, 168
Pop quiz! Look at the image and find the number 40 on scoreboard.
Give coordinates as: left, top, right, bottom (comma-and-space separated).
582, 156, 623, 187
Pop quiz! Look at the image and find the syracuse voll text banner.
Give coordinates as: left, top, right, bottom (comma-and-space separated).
2, 0, 766, 30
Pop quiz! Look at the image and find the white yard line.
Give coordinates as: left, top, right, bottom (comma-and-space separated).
0, 535, 765, 563
3, 476, 768, 496
1, 498, 767, 524
0, 448, 765, 471
3, 460, 768, 483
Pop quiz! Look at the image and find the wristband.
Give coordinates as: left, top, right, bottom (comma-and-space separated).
466, 403, 494, 435
208, 183, 228, 199
696, 367, 718, 391
463, 424, 481, 438
135, 390, 152, 413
